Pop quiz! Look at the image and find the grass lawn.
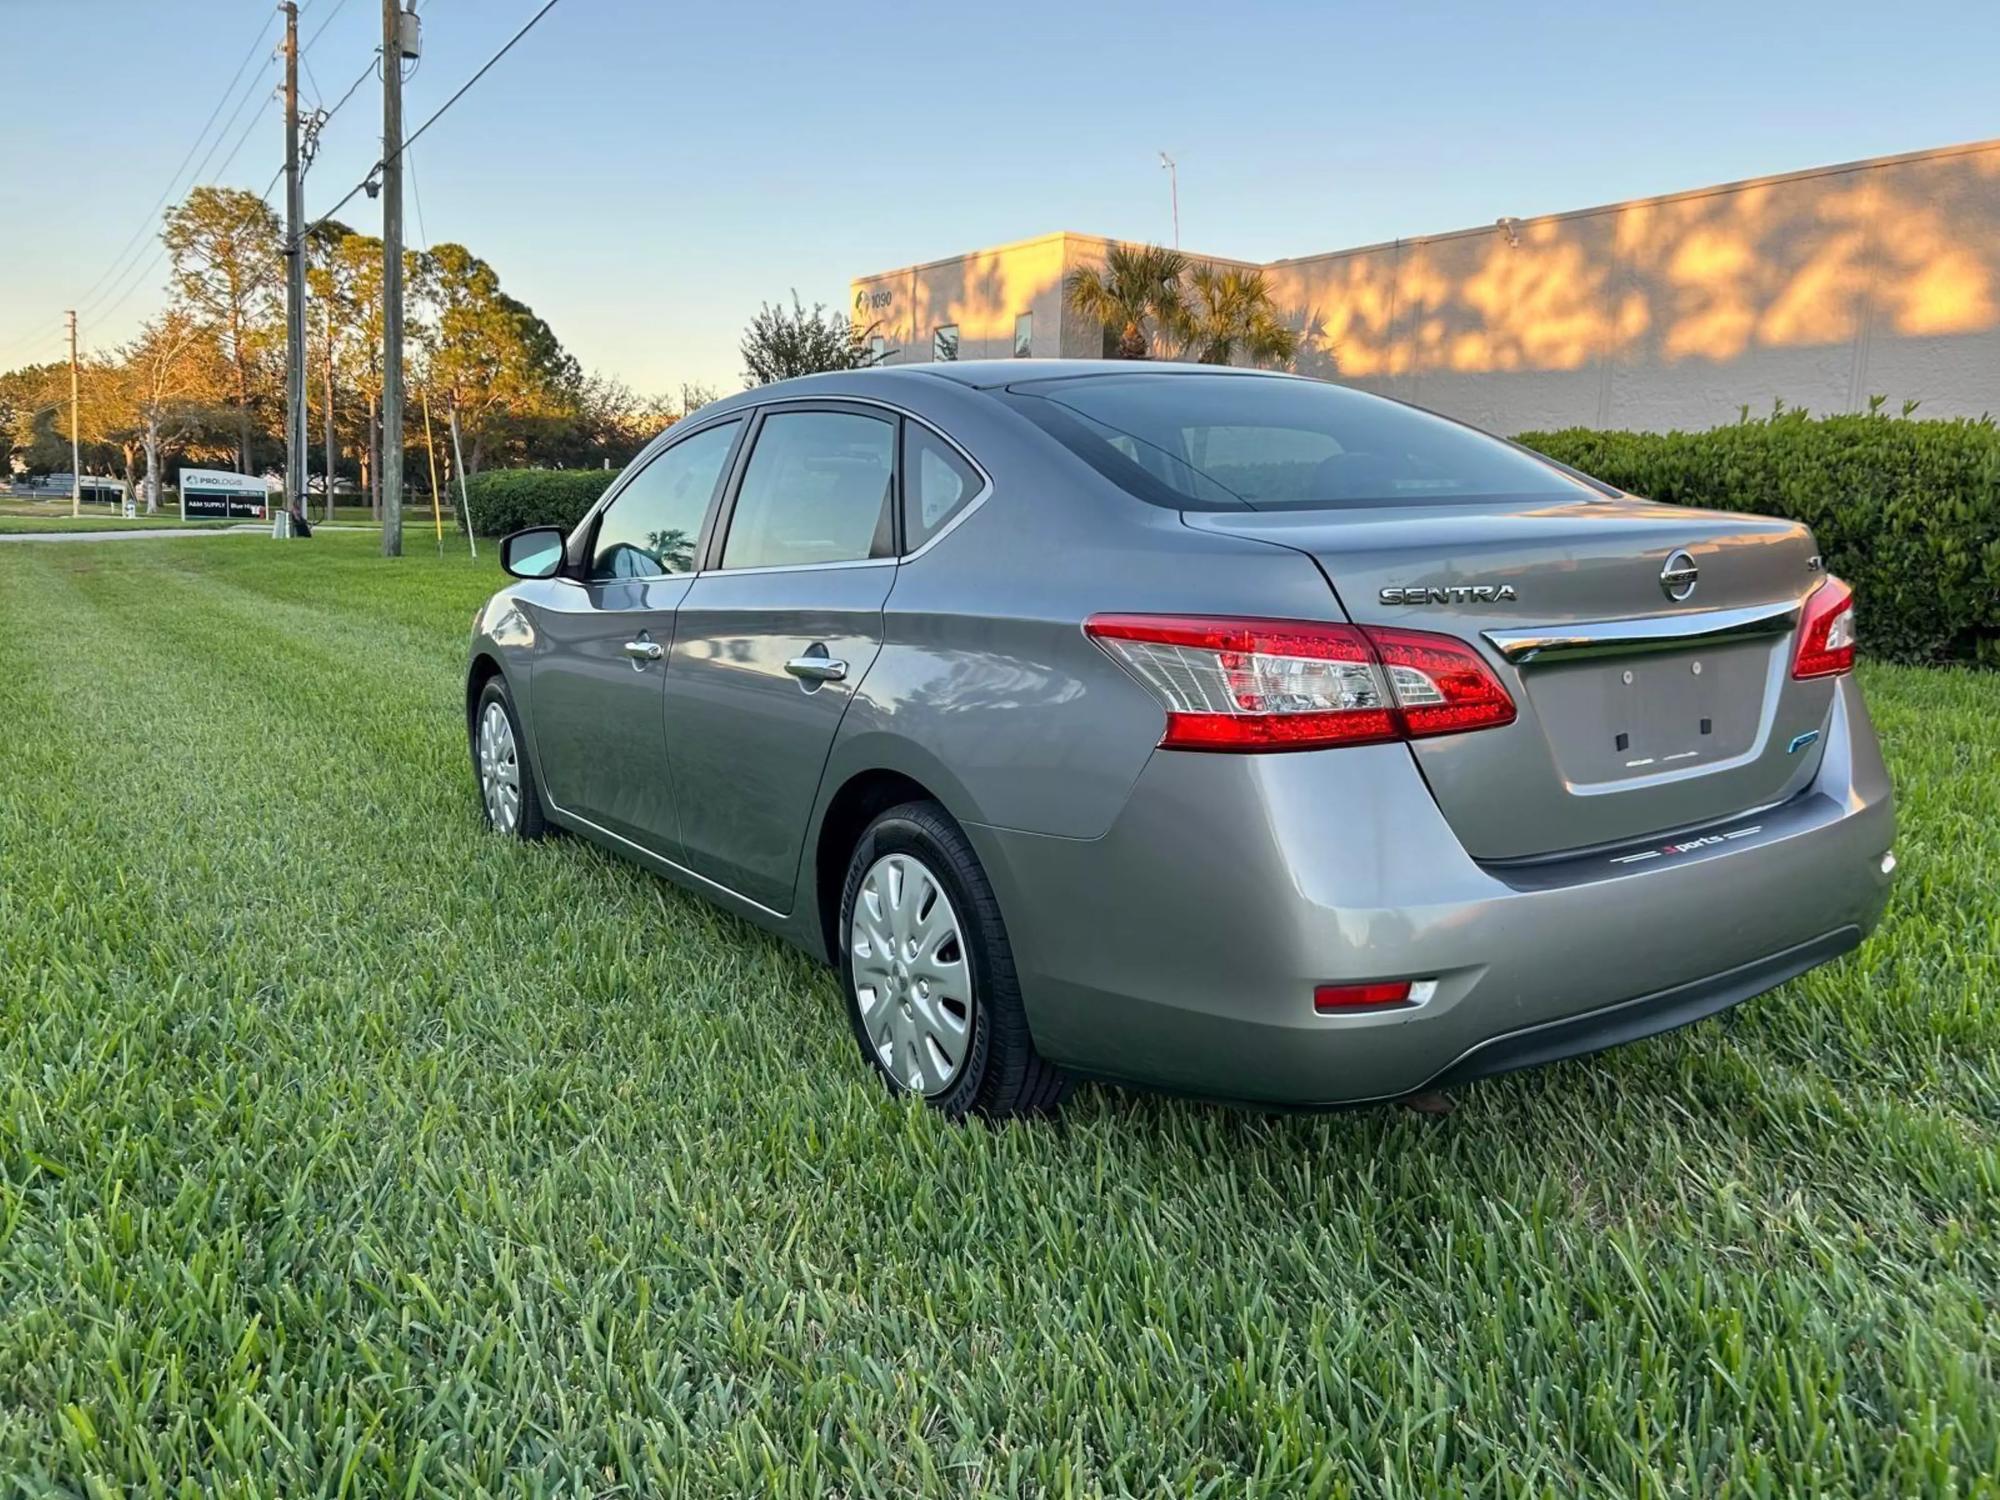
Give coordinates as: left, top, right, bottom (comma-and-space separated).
0, 531, 1993, 1496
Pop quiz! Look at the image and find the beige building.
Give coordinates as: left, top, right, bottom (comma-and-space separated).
851, 137, 2000, 434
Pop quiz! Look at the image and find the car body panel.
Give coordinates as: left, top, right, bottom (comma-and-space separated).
1186, 499, 1838, 858
667, 562, 896, 912
520, 574, 691, 856
966, 675, 1891, 1105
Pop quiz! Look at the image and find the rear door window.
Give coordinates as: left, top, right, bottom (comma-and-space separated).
719, 410, 897, 569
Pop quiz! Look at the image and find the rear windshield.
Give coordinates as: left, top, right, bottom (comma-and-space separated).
1001, 372, 1589, 511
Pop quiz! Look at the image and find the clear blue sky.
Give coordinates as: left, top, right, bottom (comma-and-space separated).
3, 0, 1995, 393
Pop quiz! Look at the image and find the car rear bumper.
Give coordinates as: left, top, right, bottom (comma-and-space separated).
967, 676, 1894, 1107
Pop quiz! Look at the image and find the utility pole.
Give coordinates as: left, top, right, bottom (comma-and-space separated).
66, 311, 80, 519
380, 0, 406, 556
1160, 152, 1179, 250
282, 2, 306, 537
323, 300, 337, 521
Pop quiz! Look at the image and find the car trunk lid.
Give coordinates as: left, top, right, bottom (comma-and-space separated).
1186, 497, 1837, 860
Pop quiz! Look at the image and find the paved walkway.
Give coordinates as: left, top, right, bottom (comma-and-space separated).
0, 525, 267, 544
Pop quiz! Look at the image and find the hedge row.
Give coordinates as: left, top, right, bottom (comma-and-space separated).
1520, 407, 2000, 666
462, 408, 1998, 667
461, 469, 615, 539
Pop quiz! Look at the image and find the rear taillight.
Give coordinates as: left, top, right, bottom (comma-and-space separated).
1792, 577, 1856, 679
1084, 614, 1515, 752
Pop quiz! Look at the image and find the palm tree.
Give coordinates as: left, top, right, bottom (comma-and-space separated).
1180, 265, 1300, 368
1064, 244, 1189, 359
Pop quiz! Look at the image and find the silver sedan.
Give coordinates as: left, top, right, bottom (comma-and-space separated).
468, 362, 1894, 1118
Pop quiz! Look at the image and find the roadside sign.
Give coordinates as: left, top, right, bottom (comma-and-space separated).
178, 468, 268, 521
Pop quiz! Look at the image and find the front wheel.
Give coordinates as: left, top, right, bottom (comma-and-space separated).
839, 800, 1068, 1120
472, 676, 548, 840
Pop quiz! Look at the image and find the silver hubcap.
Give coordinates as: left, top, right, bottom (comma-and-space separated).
477, 701, 522, 833
850, 852, 973, 1096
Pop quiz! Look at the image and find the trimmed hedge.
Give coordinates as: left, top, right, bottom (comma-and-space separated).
1519, 407, 2000, 666
462, 468, 615, 539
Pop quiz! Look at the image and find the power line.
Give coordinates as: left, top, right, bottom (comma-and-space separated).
64, 10, 280, 318
302, 0, 355, 55
84, 91, 284, 341
77, 54, 281, 324
320, 54, 380, 132
303, 0, 565, 241
408, 141, 432, 252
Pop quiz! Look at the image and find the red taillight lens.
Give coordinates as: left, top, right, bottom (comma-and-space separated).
1085, 614, 1515, 752
1364, 626, 1520, 738
1792, 577, 1857, 679
1314, 981, 1412, 1013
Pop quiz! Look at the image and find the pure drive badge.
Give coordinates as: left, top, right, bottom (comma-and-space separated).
1379, 584, 1518, 605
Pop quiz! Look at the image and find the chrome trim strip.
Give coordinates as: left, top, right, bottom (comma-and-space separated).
544, 794, 788, 920
693, 395, 995, 573
554, 393, 994, 579
696, 556, 898, 579
1484, 600, 1800, 665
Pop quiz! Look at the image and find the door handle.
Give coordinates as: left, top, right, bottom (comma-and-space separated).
623, 640, 664, 662
785, 653, 848, 684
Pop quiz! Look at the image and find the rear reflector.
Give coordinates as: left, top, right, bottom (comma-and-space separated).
1792, 577, 1857, 679
1314, 981, 1412, 1013
1085, 614, 1515, 752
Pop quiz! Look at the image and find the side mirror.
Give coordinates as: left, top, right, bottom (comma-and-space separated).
500, 526, 566, 580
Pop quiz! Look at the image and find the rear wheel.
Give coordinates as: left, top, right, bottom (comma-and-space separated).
839, 801, 1067, 1119
473, 676, 548, 840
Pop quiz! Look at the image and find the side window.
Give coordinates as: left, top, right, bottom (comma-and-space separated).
720, 410, 896, 570
902, 424, 982, 547
590, 420, 740, 581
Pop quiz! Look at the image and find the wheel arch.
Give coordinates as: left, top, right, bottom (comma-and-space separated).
466, 651, 505, 738
811, 768, 946, 965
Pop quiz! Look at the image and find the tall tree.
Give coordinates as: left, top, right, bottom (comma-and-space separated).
325, 233, 386, 515
413, 243, 576, 473
740, 293, 878, 385
121, 310, 225, 511
1064, 244, 1189, 359
1179, 265, 1300, 368
162, 186, 282, 473
303, 220, 357, 513
0, 362, 66, 475
6, 360, 121, 480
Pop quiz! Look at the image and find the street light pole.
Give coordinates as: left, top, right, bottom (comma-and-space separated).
1159, 152, 1179, 250
282, 1, 306, 537
67, 310, 80, 519
324, 299, 337, 522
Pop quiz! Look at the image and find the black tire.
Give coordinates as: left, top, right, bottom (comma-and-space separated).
471, 675, 550, 841
838, 799, 1069, 1120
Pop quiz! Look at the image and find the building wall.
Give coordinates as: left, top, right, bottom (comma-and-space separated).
851, 233, 1264, 366
851, 232, 1072, 365
853, 138, 2000, 434
1266, 138, 2000, 432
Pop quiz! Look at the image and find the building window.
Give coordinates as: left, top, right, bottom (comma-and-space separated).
933, 324, 959, 362
869, 335, 887, 365
1014, 312, 1033, 358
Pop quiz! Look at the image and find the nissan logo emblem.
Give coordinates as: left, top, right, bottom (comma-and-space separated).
1660, 549, 1699, 601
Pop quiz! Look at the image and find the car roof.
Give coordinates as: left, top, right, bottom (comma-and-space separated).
908, 359, 1303, 390
704, 361, 1305, 410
